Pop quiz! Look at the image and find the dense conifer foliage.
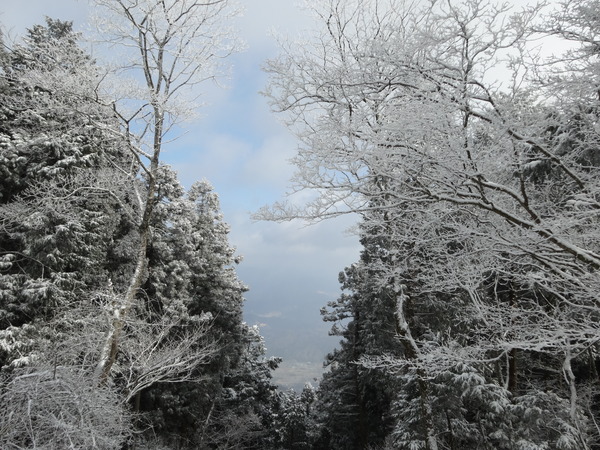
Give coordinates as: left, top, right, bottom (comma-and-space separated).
0, 14, 281, 449
316, 228, 401, 449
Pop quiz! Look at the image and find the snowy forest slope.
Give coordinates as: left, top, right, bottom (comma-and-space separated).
2, 0, 600, 449
262, 0, 600, 448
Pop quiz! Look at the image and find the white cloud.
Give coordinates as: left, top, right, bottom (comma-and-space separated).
171, 133, 253, 184
237, 0, 312, 49
257, 311, 283, 318
239, 132, 297, 188
234, 214, 361, 324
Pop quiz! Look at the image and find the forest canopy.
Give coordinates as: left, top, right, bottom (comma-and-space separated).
2, 0, 600, 449
263, 0, 600, 448
0, 3, 285, 448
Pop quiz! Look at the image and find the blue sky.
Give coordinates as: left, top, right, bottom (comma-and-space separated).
1, 0, 361, 389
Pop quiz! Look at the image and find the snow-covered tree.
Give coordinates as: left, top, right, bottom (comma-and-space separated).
90, 0, 242, 384
130, 178, 254, 447
0, 298, 133, 450
269, 384, 317, 450
200, 324, 281, 449
264, 0, 600, 447
0, 19, 138, 449
0, 14, 276, 450
316, 241, 400, 449
0, 17, 135, 350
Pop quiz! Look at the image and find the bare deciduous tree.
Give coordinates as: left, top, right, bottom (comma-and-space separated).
118, 310, 217, 405
90, 0, 241, 383
263, 0, 600, 447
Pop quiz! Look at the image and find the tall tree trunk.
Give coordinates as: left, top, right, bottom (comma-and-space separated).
96, 113, 162, 385
508, 348, 518, 394
395, 284, 439, 450
96, 213, 151, 384
564, 346, 590, 450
